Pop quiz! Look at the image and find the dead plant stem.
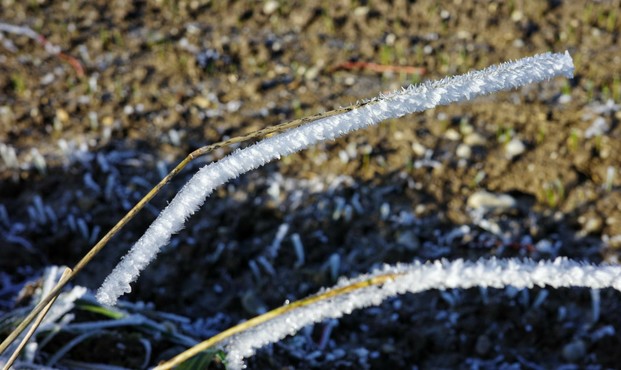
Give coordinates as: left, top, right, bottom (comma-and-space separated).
2, 268, 72, 370
153, 272, 403, 370
0, 100, 371, 356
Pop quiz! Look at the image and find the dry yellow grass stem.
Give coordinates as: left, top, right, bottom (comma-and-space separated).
0, 102, 368, 356
2, 267, 72, 370
153, 272, 403, 370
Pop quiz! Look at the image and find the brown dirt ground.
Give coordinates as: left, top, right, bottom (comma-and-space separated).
1, 0, 621, 369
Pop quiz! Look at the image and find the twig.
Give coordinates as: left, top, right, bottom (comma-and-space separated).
0, 22, 84, 77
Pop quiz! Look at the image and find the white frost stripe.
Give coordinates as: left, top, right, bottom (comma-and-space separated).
223, 257, 621, 370
96, 51, 574, 306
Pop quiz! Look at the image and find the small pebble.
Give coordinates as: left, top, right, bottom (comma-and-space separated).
456, 143, 471, 159
354, 6, 369, 16
192, 96, 211, 109
102, 116, 114, 126
467, 191, 517, 211
55, 109, 69, 123
397, 230, 420, 251
562, 340, 586, 363
411, 142, 427, 157
559, 94, 572, 104
475, 335, 491, 356
464, 132, 486, 146
579, 214, 603, 235
505, 138, 526, 159
444, 128, 461, 141
40, 73, 55, 85
585, 117, 608, 139
263, 1, 279, 15
304, 66, 320, 80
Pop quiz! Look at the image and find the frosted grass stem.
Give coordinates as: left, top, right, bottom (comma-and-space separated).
97, 51, 574, 306
223, 258, 621, 370
155, 257, 621, 370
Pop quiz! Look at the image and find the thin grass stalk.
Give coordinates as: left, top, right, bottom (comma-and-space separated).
158, 257, 621, 370
0, 103, 368, 356
152, 273, 402, 370
1, 51, 574, 361
2, 268, 72, 370
96, 51, 574, 307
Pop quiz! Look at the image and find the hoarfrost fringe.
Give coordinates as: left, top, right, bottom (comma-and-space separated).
224, 257, 621, 370
96, 51, 574, 306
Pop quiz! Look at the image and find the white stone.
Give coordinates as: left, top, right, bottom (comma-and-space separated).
456, 143, 471, 159
464, 132, 486, 146
411, 142, 427, 157
263, 1, 279, 15
444, 128, 461, 141
467, 191, 517, 211
505, 137, 525, 159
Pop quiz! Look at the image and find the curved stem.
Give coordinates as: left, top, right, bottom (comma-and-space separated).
0, 102, 367, 356
152, 272, 401, 370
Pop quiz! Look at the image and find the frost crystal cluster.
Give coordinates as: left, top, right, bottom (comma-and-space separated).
97, 51, 574, 306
